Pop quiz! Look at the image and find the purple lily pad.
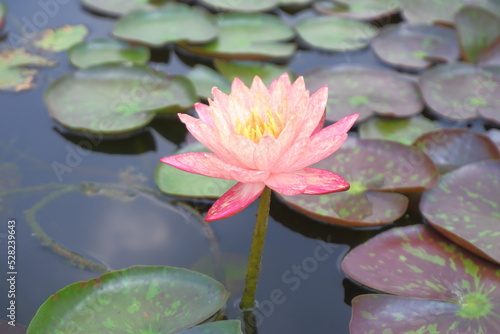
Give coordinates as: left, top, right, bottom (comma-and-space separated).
478, 37, 500, 66
314, 0, 400, 20
412, 128, 500, 173
419, 62, 500, 123
371, 24, 460, 70
343, 224, 500, 333
305, 65, 424, 122
279, 138, 438, 226
420, 160, 500, 264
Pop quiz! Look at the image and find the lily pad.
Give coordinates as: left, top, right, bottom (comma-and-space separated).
420, 160, 500, 264
155, 142, 237, 199
1, 320, 27, 334
279, 0, 314, 6
199, 0, 278, 12
487, 128, 500, 150
34, 25, 89, 52
314, 0, 400, 20
0, 2, 7, 32
296, 16, 378, 52
185, 64, 231, 99
178, 321, 243, 334
113, 3, 218, 47
80, 0, 170, 17
413, 128, 500, 173
27, 266, 229, 333
178, 13, 296, 60
419, 63, 500, 123
279, 138, 438, 226
44, 64, 197, 135
343, 224, 500, 333
478, 37, 500, 66
359, 116, 440, 145
305, 65, 424, 122
371, 24, 460, 70
68, 38, 150, 68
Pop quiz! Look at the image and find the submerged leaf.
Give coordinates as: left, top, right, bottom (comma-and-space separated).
34, 25, 89, 52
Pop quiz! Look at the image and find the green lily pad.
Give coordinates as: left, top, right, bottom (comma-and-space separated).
44, 64, 197, 135
413, 129, 500, 174
420, 160, 500, 264
296, 16, 378, 52
178, 321, 243, 334
1, 320, 27, 333
185, 65, 231, 99
80, 0, 170, 17
478, 37, 500, 66
0, 2, 7, 32
314, 0, 400, 20
27, 266, 229, 333
305, 65, 424, 122
359, 116, 440, 145
113, 3, 218, 47
343, 224, 500, 333
178, 13, 296, 60
419, 63, 500, 123
213, 59, 296, 87
34, 25, 88, 52
279, 138, 438, 226
371, 24, 460, 70
199, 0, 278, 12
68, 38, 150, 68
155, 142, 237, 199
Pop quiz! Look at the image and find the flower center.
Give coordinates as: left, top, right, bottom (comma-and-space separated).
236, 108, 284, 143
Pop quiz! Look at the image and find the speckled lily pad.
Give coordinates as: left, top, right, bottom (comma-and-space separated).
371, 24, 460, 70
420, 160, 500, 264
279, 138, 438, 226
199, 0, 278, 12
314, 0, 400, 20
214, 59, 296, 87
419, 63, 500, 123
305, 65, 424, 122
34, 25, 88, 52
185, 65, 231, 99
413, 128, 500, 173
296, 16, 378, 52
80, 0, 170, 17
343, 224, 500, 334
27, 266, 229, 334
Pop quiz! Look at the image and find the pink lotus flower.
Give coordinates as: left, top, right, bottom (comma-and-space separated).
161, 73, 358, 221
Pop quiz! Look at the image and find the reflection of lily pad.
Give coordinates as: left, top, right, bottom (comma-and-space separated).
178, 13, 295, 60
371, 24, 459, 70
44, 64, 197, 135
27, 266, 230, 333
0, 2, 7, 31
305, 65, 423, 122
420, 160, 500, 264
314, 0, 399, 20
80, 0, 169, 17
413, 129, 500, 173
296, 16, 378, 52
214, 59, 296, 87
68, 38, 150, 68
186, 65, 231, 99
179, 321, 243, 334
113, 3, 218, 47
155, 142, 236, 199
279, 139, 438, 226
343, 225, 500, 333
34, 25, 88, 52
199, 0, 278, 12
419, 63, 500, 123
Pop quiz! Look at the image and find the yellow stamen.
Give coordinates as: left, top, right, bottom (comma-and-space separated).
236, 108, 284, 143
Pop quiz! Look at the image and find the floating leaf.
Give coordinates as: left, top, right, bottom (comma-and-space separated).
178, 321, 243, 334
80, 0, 169, 17
419, 63, 500, 123
420, 160, 500, 264
27, 266, 229, 333
199, 0, 278, 12
305, 65, 423, 122
487, 129, 500, 150
178, 13, 296, 60
359, 116, 439, 145
186, 64, 231, 99
479, 38, 500, 66
68, 38, 150, 68
343, 224, 500, 333
214, 59, 296, 87
296, 16, 378, 52
44, 64, 197, 135
413, 128, 500, 173
113, 3, 218, 47
279, 138, 438, 226
0, 2, 7, 31
34, 25, 88, 52
314, 0, 400, 20
371, 24, 460, 70
155, 142, 236, 198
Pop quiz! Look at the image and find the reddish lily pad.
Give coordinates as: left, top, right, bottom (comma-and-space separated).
80, 0, 169, 17
185, 64, 231, 99
456, 6, 500, 64
177, 13, 296, 60
296, 16, 378, 52
487, 129, 500, 150
0, 2, 7, 32
343, 224, 500, 333
314, 0, 400, 20
371, 24, 460, 70
27, 266, 229, 333
305, 65, 424, 122
34, 25, 89, 52
113, 3, 218, 47
199, 0, 278, 12
419, 63, 500, 123
1, 320, 27, 333
279, 138, 438, 226
420, 160, 500, 264
413, 128, 500, 173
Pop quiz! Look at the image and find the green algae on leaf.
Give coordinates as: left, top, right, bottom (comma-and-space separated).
186, 64, 231, 99
214, 59, 296, 87
34, 25, 88, 52
80, 0, 169, 17
314, 0, 400, 20
420, 160, 500, 264
199, 0, 278, 12
27, 266, 229, 334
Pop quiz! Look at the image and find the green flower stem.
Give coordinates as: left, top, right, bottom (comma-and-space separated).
240, 186, 272, 310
